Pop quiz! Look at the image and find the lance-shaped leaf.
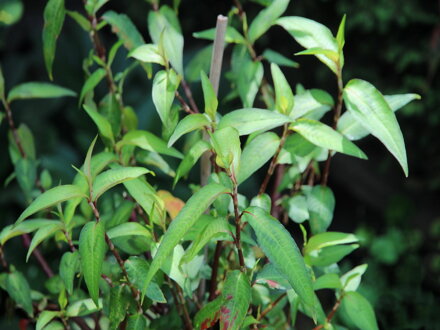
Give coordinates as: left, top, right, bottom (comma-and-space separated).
36, 311, 61, 330
340, 264, 368, 292
211, 127, 241, 175
313, 273, 341, 291
193, 26, 245, 44
277, 16, 339, 73
220, 270, 251, 330
341, 292, 378, 330
271, 63, 294, 115
66, 10, 91, 31
152, 69, 180, 125
92, 166, 151, 201
305, 244, 359, 267
304, 185, 335, 234
243, 206, 316, 314
304, 232, 359, 254
201, 71, 218, 120
26, 221, 64, 261
79, 221, 106, 306
262, 49, 299, 68
118, 130, 183, 158
60, 251, 80, 294
6, 270, 33, 317
194, 295, 225, 329
290, 89, 334, 120
248, 0, 289, 43
102, 11, 145, 51
128, 44, 165, 65
108, 285, 131, 329
338, 93, 420, 141
237, 132, 280, 184
344, 79, 408, 176
42, 0, 65, 80
16, 185, 86, 224
174, 139, 210, 186
0, 219, 54, 245
168, 114, 211, 147
79, 68, 106, 105
290, 118, 367, 159
141, 183, 230, 300
218, 108, 291, 136
7, 82, 76, 103
107, 222, 152, 243
83, 105, 115, 146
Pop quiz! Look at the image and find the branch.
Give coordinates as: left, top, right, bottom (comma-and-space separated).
312, 294, 345, 330
257, 293, 287, 320
230, 174, 245, 270
2, 99, 26, 158
21, 234, 54, 278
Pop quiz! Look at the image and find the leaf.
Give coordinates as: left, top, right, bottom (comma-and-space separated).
193, 26, 245, 44
343, 79, 408, 176
83, 105, 115, 146
6, 270, 33, 316
26, 221, 63, 261
290, 119, 367, 159
174, 139, 210, 185
277, 16, 339, 73
304, 232, 359, 254
0, 64, 5, 100
262, 49, 299, 68
168, 114, 211, 147
79, 221, 106, 306
256, 263, 291, 290
42, 0, 65, 80
152, 70, 180, 125
338, 93, 421, 141
201, 71, 218, 120
14, 157, 37, 198
92, 166, 151, 201
79, 68, 106, 105
7, 82, 76, 103
271, 63, 294, 115
194, 296, 224, 329
0, 0, 23, 25
107, 222, 152, 242
336, 14, 346, 50
0, 219, 54, 245
211, 127, 241, 175
126, 314, 148, 330
238, 59, 264, 107
185, 45, 213, 82
340, 264, 368, 292
287, 195, 309, 223
16, 185, 86, 224
141, 183, 230, 299
341, 292, 378, 330
305, 244, 359, 267
108, 285, 130, 329
304, 185, 335, 234
243, 206, 316, 313
157, 190, 185, 219
220, 270, 251, 330
118, 130, 183, 158
66, 10, 90, 31
36, 311, 61, 330
313, 273, 341, 290
218, 108, 291, 136
290, 89, 334, 120
248, 0, 289, 43
59, 251, 80, 294
237, 132, 279, 184
102, 11, 145, 51
128, 44, 165, 65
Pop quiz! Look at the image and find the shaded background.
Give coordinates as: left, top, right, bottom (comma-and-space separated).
0, 0, 439, 328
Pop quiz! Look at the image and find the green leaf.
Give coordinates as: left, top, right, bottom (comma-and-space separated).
262, 49, 299, 68
0, 0, 23, 25
287, 195, 309, 223
193, 26, 245, 44
174, 139, 210, 186
66, 10, 90, 31
201, 71, 218, 120
126, 314, 148, 330
0, 219, 54, 245
194, 296, 224, 329
16, 185, 86, 224
295, 47, 339, 62
168, 114, 210, 147
79, 221, 106, 306
83, 105, 115, 146
6, 270, 33, 316
26, 221, 63, 261
118, 130, 183, 158
7, 82, 76, 103
291, 89, 334, 120
344, 79, 408, 176
152, 70, 180, 126
185, 45, 213, 83
107, 222, 152, 242
340, 264, 368, 292
237, 132, 280, 184
237, 59, 264, 108
290, 119, 367, 159
79, 68, 106, 105
218, 108, 291, 136
305, 244, 359, 267
85, 0, 109, 15
220, 270, 251, 330
248, 0, 289, 43
304, 185, 335, 234
59, 251, 80, 294
102, 11, 145, 51
341, 292, 378, 330
271, 63, 294, 115
256, 263, 291, 290
243, 206, 316, 313
42, 0, 65, 80
128, 44, 165, 65
305, 232, 359, 254
66, 298, 102, 317
36, 311, 61, 330
14, 157, 37, 198
336, 14, 346, 50
92, 166, 151, 201
0, 64, 5, 100
313, 273, 341, 290
277, 16, 339, 73
211, 127, 241, 175
141, 183, 230, 299
338, 93, 420, 141
108, 285, 130, 329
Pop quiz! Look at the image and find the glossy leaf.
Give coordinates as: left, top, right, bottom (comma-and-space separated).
287, 195, 309, 223
291, 89, 334, 120
340, 264, 368, 292
102, 11, 145, 51
271, 63, 294, 115
59, 251, 80, 294
174, 139, 210, 185
341, 292, 378, 330
238, 59, 264, 107
36, 311, 61, 330
262, 48, 299, 68
7, 82, 76, 103
79, 68, 106, 105
107, 222, 152, 242
201, 71, 218, 120
193, 26, 245, 44
66, 10, 90, 31
16, 185, 86, 224
141, 183, 230, 299
42, 0, 65, 80
152, 70, 180, 125
168, 114, 211, 147
79, 221, 106, 306
304, 185, 335, 234
83, 105, 115, 146
128, 44, 165, 65
211, 127, 241, 175
0, 219, 53, 245
243, 206, 316, 313
290, 119, 367, 159
26, 221, 63, 261
336, 14, 346, 50
305, 244, 359, 267
248, 0, 289, 43
6, 271, 33, 316
218, 108, 291, 136
313, 273, 341, 290
305, 232, 359, 254
344, 79, 408, 176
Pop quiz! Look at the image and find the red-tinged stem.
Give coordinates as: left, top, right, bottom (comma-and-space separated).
258, 293, 287, 320
21, 234, 54, 278
312, 294, 345, 330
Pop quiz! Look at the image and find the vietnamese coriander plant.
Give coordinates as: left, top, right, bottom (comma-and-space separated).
0, 0, 420, 329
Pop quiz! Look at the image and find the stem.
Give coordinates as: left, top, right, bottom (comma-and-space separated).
175, 91, 196, 114
312, 294, 345, 330
257, 292, 287, 321
209, 15, 228, 95
167, 276, 193, 330
230, 174, 245, 270
181, 79, 200, 114
21, 234, 54, 278
2, 99, 26, 158
0, 245, 9, 270
208, 241, 223, 301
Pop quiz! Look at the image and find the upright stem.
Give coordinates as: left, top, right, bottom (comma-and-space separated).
230, 174, 245, 270
312, 293, 345, 330
2, 99, 25, 158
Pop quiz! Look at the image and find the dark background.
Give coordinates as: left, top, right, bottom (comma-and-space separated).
0, 0, 439, 328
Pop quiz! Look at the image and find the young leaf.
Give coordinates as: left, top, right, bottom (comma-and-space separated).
340, 264, 368, 292
341, 292, 379, 330
336, 14, 347, 51
218, 108, 291, 136
141, 183, 230, 299
59, 251, 80, 294
193, 26, 245, 44
42, 0, 65, 80
344, 79, 408, 176
220, 270, 251, 330
243, 206, 316, 314
262, 49, 299, 68
304, 232, 359, 254
237, 132, 280, 184
271, 63, 294, 115
79, 221, 106, 306
211, 127, 241, 175
277, 16, 339, 73
128, 44, 165, 65
16, 185, 86, 224
167, 114, 211, 147
7, 82, 76, 103
26, 221, 63, 261
290, 119, 367, 159
79, 68, 106, 105
194, 296, 225, 329
102, 11, 145, 51
200, 71, 218, 120
66, 10, 91, 31
83, 105, 115, 146
248, 0, 289, 43
152, 70, 180, 125
174, 139, 210, 186
92, 166, 151, 201
6, 270, 33, 317
304, 185, 335, 234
